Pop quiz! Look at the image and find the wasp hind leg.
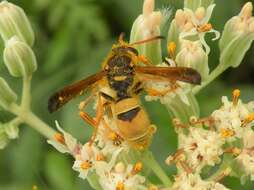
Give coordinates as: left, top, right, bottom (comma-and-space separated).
79, 94, 104, 146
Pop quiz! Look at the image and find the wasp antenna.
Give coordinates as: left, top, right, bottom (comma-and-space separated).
130, 35, 165, 46
118, 32, 126, 44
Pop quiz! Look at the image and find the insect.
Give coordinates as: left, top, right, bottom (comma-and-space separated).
48, 34, 201, 150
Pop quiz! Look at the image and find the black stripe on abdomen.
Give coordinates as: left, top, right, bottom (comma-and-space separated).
117, 107, 141, 122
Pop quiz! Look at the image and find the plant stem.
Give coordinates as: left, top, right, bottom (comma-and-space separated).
24, 111, 56, 140
8, 103, 57, 140
143, 151, 172, 187
21, 76, 32, 111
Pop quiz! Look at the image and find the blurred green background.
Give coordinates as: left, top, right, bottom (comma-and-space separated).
0, 0, 254, 189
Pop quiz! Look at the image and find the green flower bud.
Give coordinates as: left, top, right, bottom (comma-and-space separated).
3, 36, 37, 77
130, 0, 162, 65
4, 122, 19, 139
184, 0, 214, 10
176, 40, 209, 80
219, 2, 254, 69
167, 20, 181, 55
0, 126, 9, 149
0, 77, 17, 109
0, 0, 34, 46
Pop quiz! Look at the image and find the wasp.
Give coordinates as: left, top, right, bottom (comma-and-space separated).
48, 34, 201, 150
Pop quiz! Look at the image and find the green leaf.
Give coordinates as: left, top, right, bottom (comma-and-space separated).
44, 151, 74, 190
10, 128, 43, 183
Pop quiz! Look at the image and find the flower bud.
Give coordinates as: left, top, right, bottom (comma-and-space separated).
0, 1, 34, 46
219, 2, 254, 69
184, 0, 214, 10
3, 36, 37, 77
0, 77, 17, 109
176, 40, 209, 80
0, 126, 9, 149
167, 19, 182, 55
130, 0, 162, 65
4, 122, 19, 139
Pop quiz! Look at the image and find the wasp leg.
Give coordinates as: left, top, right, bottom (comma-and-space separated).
137, 74, 180, 96
137, 55, 153, 66
132, 82, 144, 95
79, 93, 94, 110
145, 87, 177, 96
79, 94, 104, 145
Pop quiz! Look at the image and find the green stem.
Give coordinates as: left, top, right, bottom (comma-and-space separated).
207, 164, 231, 182
8, 103, 56, 140
143, 151, 172, 187
23, 111, 56, 140
21, 76, 32, 111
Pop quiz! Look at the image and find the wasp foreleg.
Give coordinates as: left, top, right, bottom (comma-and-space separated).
79, 93, 104, 145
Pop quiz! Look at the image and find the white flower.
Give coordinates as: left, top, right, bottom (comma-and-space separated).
176, 40, 209, 80
144, 62, 192, 106
131, 0, 161, 39
171, 173, 230, 190
211, 183, 231, 190
181, 128, 224, 171
175, 4, 220, 54
72, 143, 100, 179
236, 149, 254, 181
97, 162, 146, 190
72, 139, 124, 180
47, 121, 81, 155
236, 129, 254, 180
212, 96, 253, 142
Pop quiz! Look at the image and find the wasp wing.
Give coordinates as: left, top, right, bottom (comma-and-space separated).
48, 71, 107, 113
135, 66, 201, 85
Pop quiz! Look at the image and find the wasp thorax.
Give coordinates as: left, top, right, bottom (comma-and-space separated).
106, 53, 135, 99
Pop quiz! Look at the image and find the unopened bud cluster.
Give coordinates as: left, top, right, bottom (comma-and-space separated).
0, 1, 37, 149
0, 1, 37, 78
220, 1, 254, 69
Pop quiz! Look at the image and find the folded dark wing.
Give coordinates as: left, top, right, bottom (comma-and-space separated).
135, 66, 201, 85
48, 71, 106, 113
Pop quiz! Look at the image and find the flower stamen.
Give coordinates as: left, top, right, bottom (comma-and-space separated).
108, 132, 123, 146
241, 113, 254, 127
54, 133, 65, 145
214, 167, 232, 182
96, 153, 105, 161
116, 181, 125, 190
167, 41, 176, 59
132, 162, 143, 175
220, 128, 235, 138
224, 147, 242, 156
80, 160, 92, 170
232, 89, 241, 106
173, 118, 188, 129
178, 160, 193, 174
197, 23, 213, 33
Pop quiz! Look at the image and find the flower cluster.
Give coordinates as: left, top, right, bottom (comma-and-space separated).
171, 173, 229, 190
165, 89, 254, 189
48, 120, 146, 189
